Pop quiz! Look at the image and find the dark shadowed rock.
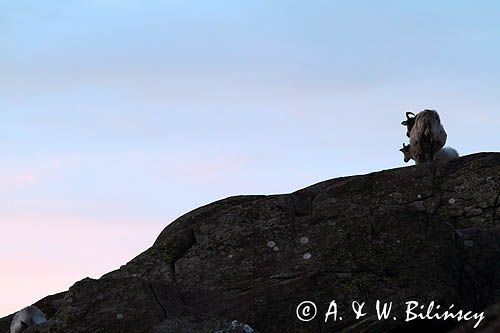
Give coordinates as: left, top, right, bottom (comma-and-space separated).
1, 152, 499, 332
450, 301, 500, 333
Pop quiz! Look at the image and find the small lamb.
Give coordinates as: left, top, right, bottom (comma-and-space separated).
400, 143, 413, 163
10, 306, 47, 333
400, 143, 459, 165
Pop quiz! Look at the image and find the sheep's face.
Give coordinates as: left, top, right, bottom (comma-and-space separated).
401, 112, 416, 137
399, 143, 412, 163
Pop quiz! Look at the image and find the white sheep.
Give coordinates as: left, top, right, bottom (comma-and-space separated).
10, 306, 47, 333
400, 143, 459, 165
434, 146, 459, 163
403, 109, 447, 163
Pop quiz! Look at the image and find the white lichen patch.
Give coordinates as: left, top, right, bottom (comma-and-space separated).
223, 320, 254, 333
267, 241, 276, 248
464, 240, 474, 248
449, 198, 456, 204
300, 236, 309, 244
303, 253, 312, 260
116, 313, 124, 320
273, 246, 279, 251
336, 272, 352, 279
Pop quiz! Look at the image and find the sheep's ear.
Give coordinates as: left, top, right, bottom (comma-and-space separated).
406, 111, 415, 118
401, 120, 408, 126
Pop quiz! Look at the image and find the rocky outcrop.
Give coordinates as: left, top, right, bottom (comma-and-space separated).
2, 152, 499, 332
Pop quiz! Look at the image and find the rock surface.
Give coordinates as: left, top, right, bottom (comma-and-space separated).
1, 152, 499, 332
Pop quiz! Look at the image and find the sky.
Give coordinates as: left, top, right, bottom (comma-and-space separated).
1, 0, 499, 316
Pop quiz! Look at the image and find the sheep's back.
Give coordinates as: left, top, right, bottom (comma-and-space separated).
409, 110, 447, 157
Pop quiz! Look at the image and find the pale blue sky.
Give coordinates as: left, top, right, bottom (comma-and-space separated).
1, 1, 499, 315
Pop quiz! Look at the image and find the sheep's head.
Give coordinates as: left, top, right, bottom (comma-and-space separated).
422, 109, 441, 122
401, 111, 416, 137
399, 143, 412, 163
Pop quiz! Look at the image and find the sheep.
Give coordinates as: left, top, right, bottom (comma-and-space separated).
401, 112, 416, 137
399, 143, 413, 163
10, 306, 47, 333
434, 146, 460, 163
400, 143, 459, 165
403, 109, 447, 163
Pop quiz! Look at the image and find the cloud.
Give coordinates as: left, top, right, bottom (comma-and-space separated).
0, 169, 39, 194
0, 156, 77, 194
4, 173, 35, 187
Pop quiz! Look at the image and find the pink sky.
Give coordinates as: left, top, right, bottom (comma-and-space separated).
1, 213, 165, 315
